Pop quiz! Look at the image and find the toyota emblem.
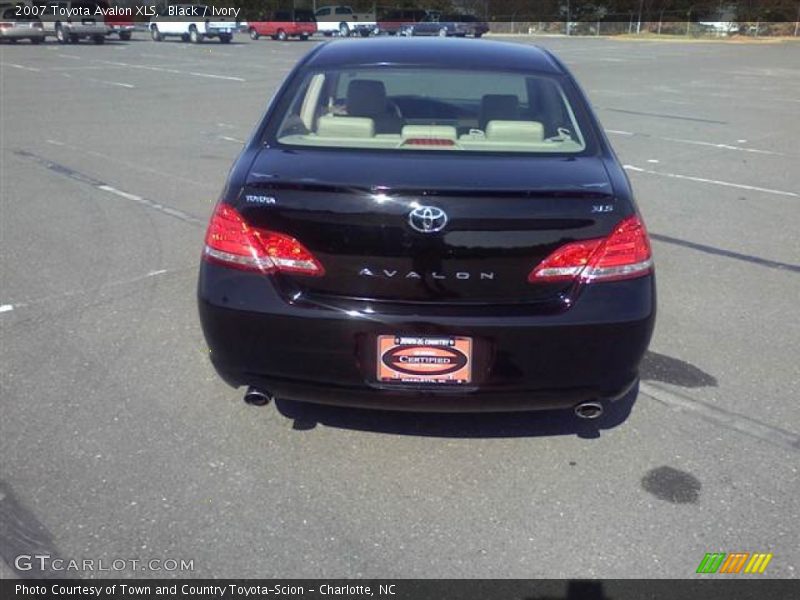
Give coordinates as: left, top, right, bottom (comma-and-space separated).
408, 206, 448, 234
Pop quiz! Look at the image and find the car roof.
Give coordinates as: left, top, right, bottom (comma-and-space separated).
304, 38, 563, 74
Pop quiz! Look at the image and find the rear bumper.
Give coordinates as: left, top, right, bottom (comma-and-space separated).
65, 24, 107, 36
198, 263, 655, 412
0, 28, 45, 39
206, 25, 235, 36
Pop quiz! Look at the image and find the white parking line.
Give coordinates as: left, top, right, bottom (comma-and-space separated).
187, 71, 245, 82
624, 165, 799, 198
87, 78, 135, 89
661, 137, 781, 156
608, 130, 784, 156
2, 63, 41, 73
57, 54, 81, 60
641, 382, 800, 452
96, 60, 245, 82
219, 135, 245, 144
0, 268, 189, 312
44, 139, 209, 188
97, 184, 143, 202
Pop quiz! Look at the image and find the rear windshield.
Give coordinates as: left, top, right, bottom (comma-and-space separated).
275, 67, 588, 154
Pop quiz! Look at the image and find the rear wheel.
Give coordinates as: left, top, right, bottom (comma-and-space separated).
338, 22, 349, 37
299, 33, 309, 41
189, 26, 201, 43
119, 31, 131, 41
438, 27, 448, 37
219, 33, 231, 43
150, 26, 161, 41
249, 27, 259, 40
92, 34, 105, 44
276, 29, 287, 41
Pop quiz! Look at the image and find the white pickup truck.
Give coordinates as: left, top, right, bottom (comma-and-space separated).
314, 5, 377, 37
150, 4, 236, 43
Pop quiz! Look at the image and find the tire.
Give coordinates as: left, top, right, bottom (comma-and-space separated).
181, 33, 190, 42
56, 23, 67, 44
338, 22, 349, 37
93, 35, 105, 44
474, 32, 484, 38
299, 33, 309, 41
438, 27, 448, 37
30, 37, 43, 44
249, 27, 259, 40
359, 29, 369, 37
276, 29, 287, 41
150, 26, 161, 41
322, 31, 332, 37
119, 31, 131, 41
219, 33, 231, 43
189, 26, 201, 43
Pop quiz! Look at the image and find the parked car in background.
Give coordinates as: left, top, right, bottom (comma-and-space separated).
376, 8, 425, 35
248, 9, 316, 41
150, 4, 235, 43
36, 0, 107, 43
314, 4, 376, 37
402, 12, 489, 38
0, 4, 45, 43
96, 0, 133, 40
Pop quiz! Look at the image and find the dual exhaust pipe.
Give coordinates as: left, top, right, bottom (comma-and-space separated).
574, 401, 604, 420
243, 386, 273, 406
245, 387, 604, 419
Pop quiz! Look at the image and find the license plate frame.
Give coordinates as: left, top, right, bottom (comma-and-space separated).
376, 335, 472, 385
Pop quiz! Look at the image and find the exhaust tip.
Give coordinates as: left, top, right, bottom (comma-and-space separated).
574, 401, 604, 420
244, 386, 273, 406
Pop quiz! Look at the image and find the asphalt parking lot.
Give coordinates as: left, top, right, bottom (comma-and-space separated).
1, 34, 798, 580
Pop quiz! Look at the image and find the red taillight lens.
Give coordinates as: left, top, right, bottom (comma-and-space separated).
203, 203, 324, 276
529, 215, 653, 284
0, 22, 13, 29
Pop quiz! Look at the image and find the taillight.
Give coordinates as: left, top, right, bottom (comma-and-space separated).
528, 215, 652, 283
203, 203, 324, 276
0, 22, 13, 29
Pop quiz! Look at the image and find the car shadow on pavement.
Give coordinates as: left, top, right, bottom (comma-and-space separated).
273, 383, 638, 439
639, 350, 717, 388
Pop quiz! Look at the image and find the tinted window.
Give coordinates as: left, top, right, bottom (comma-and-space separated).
275, 68, 588, 154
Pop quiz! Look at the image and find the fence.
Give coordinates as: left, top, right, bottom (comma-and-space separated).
487, 20, 799, 37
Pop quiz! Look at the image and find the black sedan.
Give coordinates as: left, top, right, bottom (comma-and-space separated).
197, 38, 656, 418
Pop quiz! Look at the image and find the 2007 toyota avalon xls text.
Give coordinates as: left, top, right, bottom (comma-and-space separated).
197, 38, 656, 419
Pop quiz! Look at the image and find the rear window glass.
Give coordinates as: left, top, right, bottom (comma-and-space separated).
275, 67, 588, 154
